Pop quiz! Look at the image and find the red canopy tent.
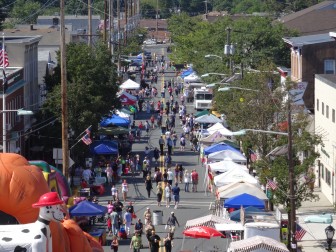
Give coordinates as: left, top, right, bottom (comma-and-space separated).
118, 91, 137, 105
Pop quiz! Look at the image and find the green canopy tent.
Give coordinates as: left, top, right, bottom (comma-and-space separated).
195, 109, 209, 118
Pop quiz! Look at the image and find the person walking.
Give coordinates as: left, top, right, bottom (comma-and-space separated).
130, 232, 142, 252
145, 221, 155, 249
164, 233, 173, 252
111, 235, 119, 252
167, 168, 173, 186
156, 182, 163, 206
184, 169, 191, 192
165, 183, 172, 208
145, 175, 153, 198
106, 164, 113, 185
144, 207, 152, 225
111, 185, 118, 201
164, 153, 172, 169
110, 209, 119, 236
153, 147, 160, 164
123, 209, 132, 236
159, 136, 165, 156
166, 212, 180, 237
135, 218, 143, 237
171, 183, 180, 209
166, 136, 173, 156
180, 134, 186, 151
191, 169, 199, 192
121, 179, 128, 202
154, 168, 162, 186
149, 230, 161, 252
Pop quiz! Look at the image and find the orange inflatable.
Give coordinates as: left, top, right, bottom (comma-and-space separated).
0, 153, 103, 252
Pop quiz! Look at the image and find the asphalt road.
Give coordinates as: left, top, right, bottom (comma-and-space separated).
97, 44, 226, 252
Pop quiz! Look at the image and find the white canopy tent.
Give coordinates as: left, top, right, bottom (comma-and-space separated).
185, 214, 235, 229
214, 167, 259, 187
195, 114, 223, 124
215, 223, 244, 231
228, 235, 289, 252
217, 181, 267, 200
184, 72, 201, 82
200, 131, 229, 145
208, 161, 248, 174
207, 123, 233, 136
208, 150, 247, 163
119, 79, 140, 89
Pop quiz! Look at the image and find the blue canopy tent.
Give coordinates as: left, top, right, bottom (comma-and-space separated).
204, 143, 241, 155
69, 200, 108, 217
229, 206, 264, 221
181, 68, 194, 78
224, 193, 265, 209
100, 114, 130, 127
90, 141, 118, 155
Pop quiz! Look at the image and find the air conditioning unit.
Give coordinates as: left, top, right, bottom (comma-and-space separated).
5, 123, 12, 131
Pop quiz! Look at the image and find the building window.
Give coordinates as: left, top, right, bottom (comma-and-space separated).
317, 99, 319, 111
326, 105, 329, 118
326, 168, 331, 186
322, 102, 324, 115
333, 109, 335, 123
324, 59, 335, 74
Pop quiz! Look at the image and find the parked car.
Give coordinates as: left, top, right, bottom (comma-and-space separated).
304, 213, 333, 224
143, 39, 156, 45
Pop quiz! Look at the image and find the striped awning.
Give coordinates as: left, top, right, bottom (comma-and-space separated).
228, 236, 289, 252
185, 214, 234, 229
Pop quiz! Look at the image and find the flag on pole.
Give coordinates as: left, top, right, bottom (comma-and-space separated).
85, 126, 92, 135
248, 149, 257, 162
0, 47, 9, 67
2, 69, 8, 93
81, 133, 92, 145
295, 223, 307, 241
267, 178, 278, 190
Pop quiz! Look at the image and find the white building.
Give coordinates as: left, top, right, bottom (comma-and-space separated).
314, 74, 336, 204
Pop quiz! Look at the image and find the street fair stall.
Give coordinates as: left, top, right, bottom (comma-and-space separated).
185, 214, 235, 229
119, 78, 140, 90
213, 167, 258, 187
0, 153, 103, 251
216, 181, 267, 200
227, 235, 289, 252
224, 193, 265, 209
208, 161, 248, 174
208, 150, 247, 163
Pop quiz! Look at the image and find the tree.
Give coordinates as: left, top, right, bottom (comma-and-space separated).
10, 0, 41, 24
42, 42, 119, 157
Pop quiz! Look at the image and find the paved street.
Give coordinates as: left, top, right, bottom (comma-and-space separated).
96, 44, 225, 252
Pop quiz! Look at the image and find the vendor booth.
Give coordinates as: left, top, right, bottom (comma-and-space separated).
217, 181, 267, 200
185, 214, 234, 229
208, 150, 247, 163
119, 79, 140, 89
224, 193, 265, 209
118, 91, 137, 105
214, 167, 258, 187
208, 161, 248, 174
100, 114, 130, 128
228, 235, 289, 252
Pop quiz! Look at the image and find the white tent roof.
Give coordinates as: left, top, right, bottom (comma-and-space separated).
119, 79, 140, 89
185, 214, 235, 229
215, 223, 244, 231
115, 110, 130, 119
214, 167, 258, 187
208, 161, 248, 173
217, 181, 267, 200
184, 72, 201, 82
205, 122, 233, 136
195, 114, 223, 124
200, 131, 228, 144
228, 235, 289, 252
208, 150, 247, 163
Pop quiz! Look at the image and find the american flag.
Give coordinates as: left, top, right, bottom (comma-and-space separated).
81, 133, 92, 145
249, 149, 257, 162
267, 178, 278, 190
295, 223, 307, 241
0, 47, 9, 67
85, 126, 92, 135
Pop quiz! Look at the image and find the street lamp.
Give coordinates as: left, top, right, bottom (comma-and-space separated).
325, 225, 335, 251
204, 54, 223, 60
218, 86, 258, 92
206, 82, 230, 88
2, 109, 33, 153
201, 73, 227, 78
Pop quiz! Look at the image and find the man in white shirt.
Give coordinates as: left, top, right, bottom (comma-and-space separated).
167, 168, 174, 186
82, 168, 92, 183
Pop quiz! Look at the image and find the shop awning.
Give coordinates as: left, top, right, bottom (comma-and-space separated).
228, 235, 289, 252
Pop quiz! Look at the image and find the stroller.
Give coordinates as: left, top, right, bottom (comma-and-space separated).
118, 224, 127, 239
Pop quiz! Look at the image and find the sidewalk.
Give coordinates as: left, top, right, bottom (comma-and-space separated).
295, 188, 335, 251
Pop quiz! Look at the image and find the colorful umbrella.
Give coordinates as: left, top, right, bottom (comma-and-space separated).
182, 226, 224, 239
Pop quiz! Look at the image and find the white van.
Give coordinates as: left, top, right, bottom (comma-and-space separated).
193, 87, 213, 110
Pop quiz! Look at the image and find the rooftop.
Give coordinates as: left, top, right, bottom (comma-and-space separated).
283, 33, 334, 47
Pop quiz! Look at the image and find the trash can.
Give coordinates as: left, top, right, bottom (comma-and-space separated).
153, 210, 163, 225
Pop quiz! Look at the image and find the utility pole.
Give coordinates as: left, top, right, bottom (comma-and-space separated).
124, 0, 128, 45
156, 0, 158, 37
88, 0, 92, 47
117, 0, 121, 74
288, 99, 297, 252
103, 0, 108, 43
224, 27, 234, 74
204, 0, 208, 14
60, 0, 69, 181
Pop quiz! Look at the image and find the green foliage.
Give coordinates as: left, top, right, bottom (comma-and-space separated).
65, 0, 88, 15
43, 42, 119, 138
10, 0, 41, 24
